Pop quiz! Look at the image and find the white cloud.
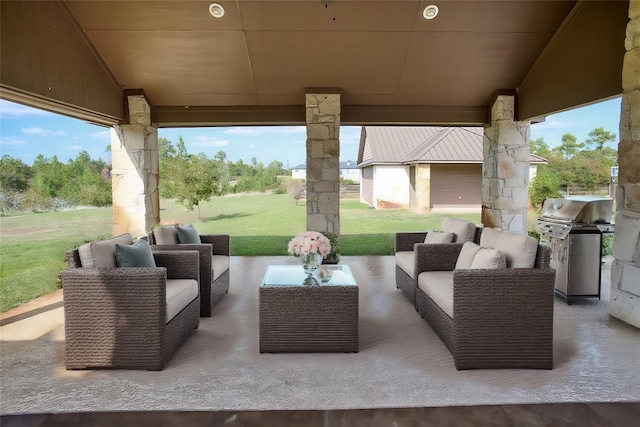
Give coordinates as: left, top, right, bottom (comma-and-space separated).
0, 136, 28, 146
68, 145, 83, 150
21, 127, 65, 136
224, 127, 264, 136
279, 126, 306, 134
90, 130, 111, 139
531, 119, 575, 130
0, 100, 53, 118
191, 136, 228, 147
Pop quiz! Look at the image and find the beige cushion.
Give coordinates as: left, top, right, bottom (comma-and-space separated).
153, 225, 178, 245
424, 231, 455, 244
395, 251, 415, 279
470, 247, 507, 269
455, 241, 482, 269
78, 234, 134, 268
479, 227, 538, 268
212, 255, 230, 281
442, 217, 476, 243
165, 279, 198, 323
418, 271, 454, 319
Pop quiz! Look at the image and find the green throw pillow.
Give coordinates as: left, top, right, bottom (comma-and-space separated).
115, 238, 157, 268
176, 224, 201, 244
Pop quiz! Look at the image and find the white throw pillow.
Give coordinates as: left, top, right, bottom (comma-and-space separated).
455, 241, 482, 269
424, 231, 455, 244
470, 247, 507, 269
479, 227, 538, 268
442, 217, 476, 243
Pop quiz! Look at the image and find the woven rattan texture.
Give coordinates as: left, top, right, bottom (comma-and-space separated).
395, 266, 416, 305
259, 285, 359, 353
62, 249, 200, 370
413, 242, 555, 370
149, 233, 230, 317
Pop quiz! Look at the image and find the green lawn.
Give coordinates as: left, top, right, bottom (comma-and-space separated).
0, 194, 479, 312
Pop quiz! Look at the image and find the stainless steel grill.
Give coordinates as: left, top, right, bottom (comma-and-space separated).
536, 197, 614, 304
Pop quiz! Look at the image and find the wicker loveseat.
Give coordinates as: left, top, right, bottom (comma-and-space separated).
395, 217, 481, 305
414, 227, 556, 370
149, 225, 230, 317
63, 234, 200, 370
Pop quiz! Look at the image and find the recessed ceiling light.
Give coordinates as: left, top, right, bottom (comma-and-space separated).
423, 5, 439, 20
209, 3, 225, 18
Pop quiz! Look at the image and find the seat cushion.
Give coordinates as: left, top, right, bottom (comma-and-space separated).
455, 241, 482, 269
442, 217, 476, 243
153, 225, 179, 245
78, 234, 134, 268
470, 247, 506, 269
395, 251, 415, 279
212, 255, 230, 281
176, 224, 201, 244
418, 271, 454, 319
166, 279, 199, 322
424, 231, 455, 244
479, 227, 538, 268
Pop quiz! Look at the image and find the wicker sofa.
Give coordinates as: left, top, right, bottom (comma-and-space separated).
149, 226, 230, 317
414, 227, 556, 370
395, 217, 481, 305
63, 234, 200, 370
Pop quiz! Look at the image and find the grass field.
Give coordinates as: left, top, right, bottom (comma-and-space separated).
0, 193, 479, 312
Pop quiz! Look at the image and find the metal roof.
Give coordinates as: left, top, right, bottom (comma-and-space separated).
357, 126, 547, 166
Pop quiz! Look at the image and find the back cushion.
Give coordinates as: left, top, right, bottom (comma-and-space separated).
442, 217, 476, 243
153, 225, 178, 245
470, 247, 507, 269
455, 241, 482, 269
424, 231, 455, 244
78, 234, 134, 268
479, 227, 538, 268
176, 224, 201, 244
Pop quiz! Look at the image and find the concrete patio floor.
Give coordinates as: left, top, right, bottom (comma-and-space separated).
1, 255, 639, 426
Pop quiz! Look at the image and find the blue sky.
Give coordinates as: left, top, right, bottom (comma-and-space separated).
0, 97, 622, 167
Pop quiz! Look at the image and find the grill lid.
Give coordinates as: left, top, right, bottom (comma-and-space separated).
539, 197, 613, 224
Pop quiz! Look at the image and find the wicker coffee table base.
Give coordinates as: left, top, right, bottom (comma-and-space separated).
259, 285, 359, 353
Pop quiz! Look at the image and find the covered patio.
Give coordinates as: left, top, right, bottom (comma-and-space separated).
1, 0, 640, 423
1, 256, 639, 421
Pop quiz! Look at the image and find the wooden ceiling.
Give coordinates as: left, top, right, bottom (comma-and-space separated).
0, 1, 630, 126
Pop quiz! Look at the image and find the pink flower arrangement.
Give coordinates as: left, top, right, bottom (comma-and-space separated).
287, 231, 332, 258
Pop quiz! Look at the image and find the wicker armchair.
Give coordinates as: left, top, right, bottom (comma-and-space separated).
63, 248, 200, 371
414, 230, 555, 370
148, 230, 230, 317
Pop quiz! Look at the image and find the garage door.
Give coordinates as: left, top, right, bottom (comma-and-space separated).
430, 164, 481, 208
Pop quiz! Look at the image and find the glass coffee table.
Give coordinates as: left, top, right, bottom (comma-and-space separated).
259, 264, 359, 353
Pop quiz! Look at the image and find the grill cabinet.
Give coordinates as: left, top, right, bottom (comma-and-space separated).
536, 197, 614, 304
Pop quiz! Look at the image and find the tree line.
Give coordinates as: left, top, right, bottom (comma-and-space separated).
529, 127, 617, 209
0, 136, 290, 216
158, 137, 288, 215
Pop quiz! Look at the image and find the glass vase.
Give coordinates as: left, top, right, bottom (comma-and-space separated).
301, 252, 322, 274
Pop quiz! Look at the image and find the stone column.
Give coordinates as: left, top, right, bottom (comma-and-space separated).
481, 94, 531, 234
610, 1, 640, 329
111, 94, 160, 237
305, 92, 340, 236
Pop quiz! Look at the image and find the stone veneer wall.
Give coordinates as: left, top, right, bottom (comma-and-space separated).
111, 95, 160, 237
610, 1, 640, 329
481, 95, 531, 234
305, 93, 340, 235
